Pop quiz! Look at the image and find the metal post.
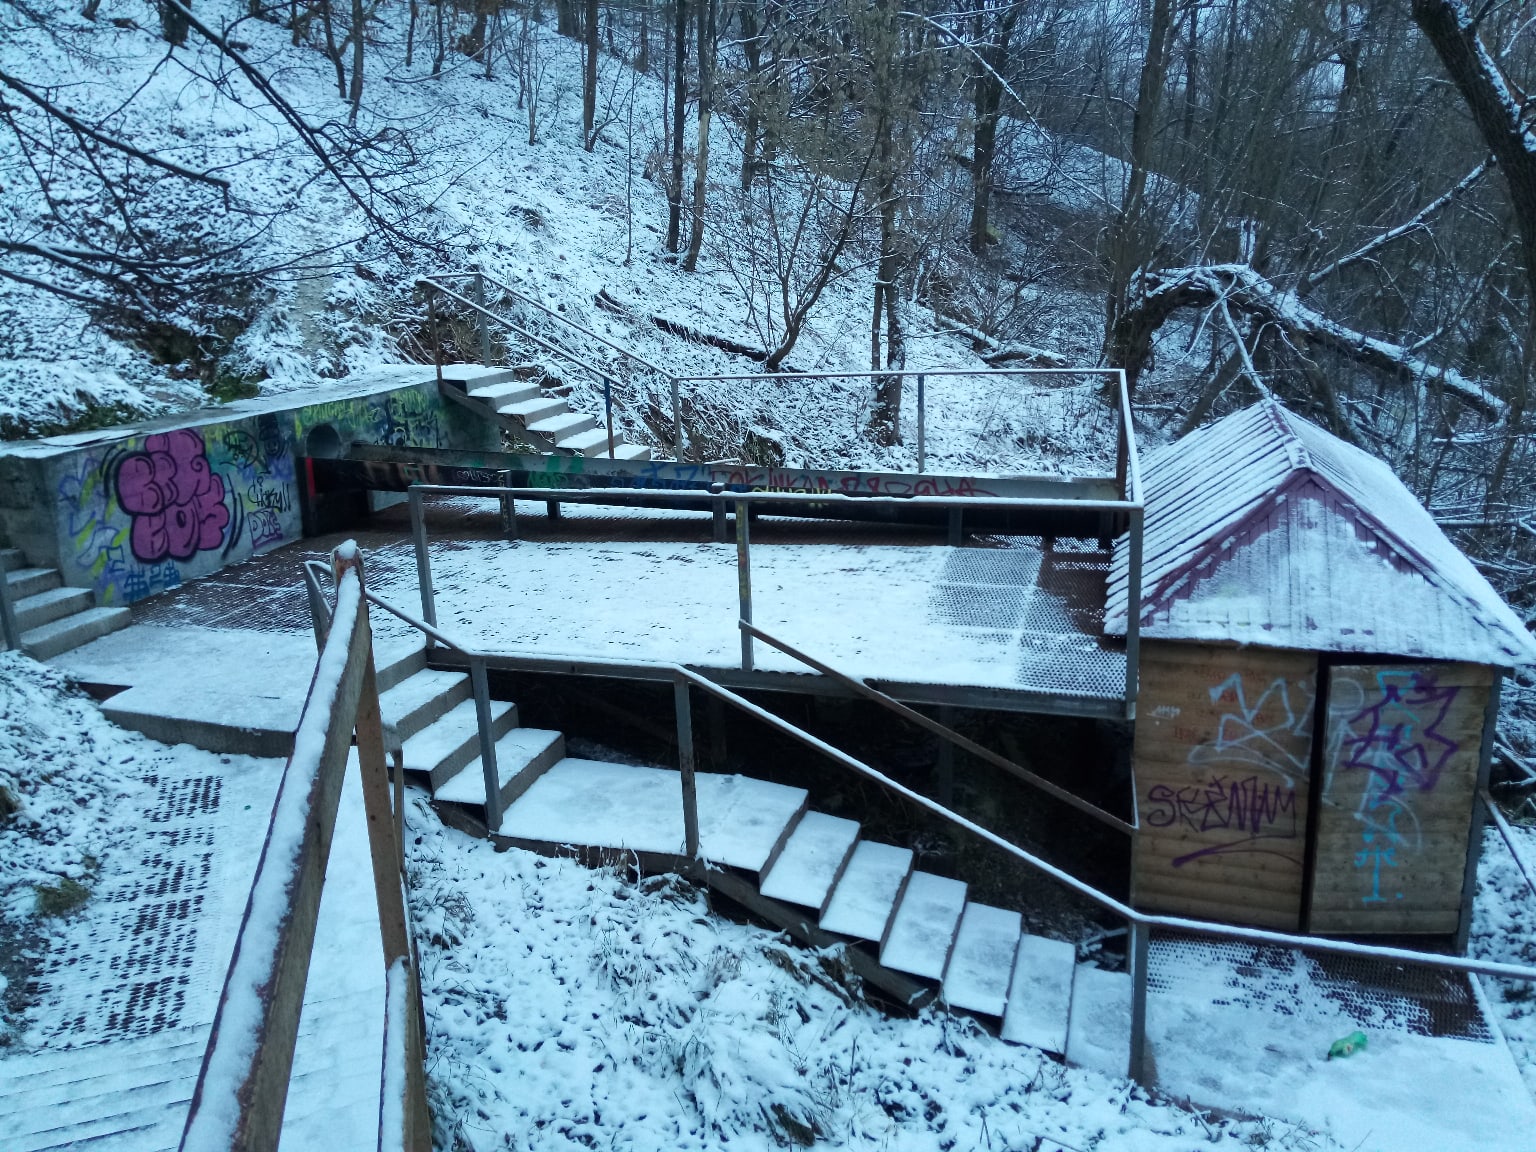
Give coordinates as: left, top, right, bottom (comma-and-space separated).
671, 376, 683, 460
947, 508, 963, 547
736, 499, 753, 672
1127, 919, 1151, 1085
710, 481, 727, 543
604, 375, 616, 459
474, 271, 491, 366
498, 471, 518, 540
425, 285, 444, 386
303, 576, 332, 654
0, 570, 21, 652
470, 657, 503, 830
408, 488, 437, 640
674, 675, 700, 863
916, 373, 926, 474
1124, 504, 1143, 719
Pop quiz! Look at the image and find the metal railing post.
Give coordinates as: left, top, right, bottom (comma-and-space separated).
498, 469, 518, 540
470, 657, 503, 830
1124, 504, 1143, 719
710, 481, 727, 544
603, 375, 616, 459
1128, 918, 1151, 1085
916, 373, 926, 473
425, 284, 444, 386
0, 570, 20, 652
671, 376, 683, 460
474, 270, 491, 367
408, 488, 437, 646
736, 499, 753, 672
674, 674, 700, 864
302, 565, 333, 654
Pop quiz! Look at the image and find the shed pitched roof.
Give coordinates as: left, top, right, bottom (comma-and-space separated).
1104, 401, 1536, 668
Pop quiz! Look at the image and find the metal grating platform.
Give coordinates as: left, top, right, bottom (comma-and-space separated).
25, 771, 240, 1045
1148, 930, 1495, 1043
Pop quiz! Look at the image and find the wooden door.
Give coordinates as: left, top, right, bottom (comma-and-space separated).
1307, 663, 1493, 935
1131, 643, 1318, 930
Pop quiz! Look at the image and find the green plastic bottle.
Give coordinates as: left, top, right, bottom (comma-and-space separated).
1327, 1030, 1368, 1060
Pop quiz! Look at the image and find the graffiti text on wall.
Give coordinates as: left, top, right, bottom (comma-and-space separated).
1149, 672, 1314, 868
1331, 670, 1464, 907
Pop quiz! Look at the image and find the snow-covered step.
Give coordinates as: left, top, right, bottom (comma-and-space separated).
502, 396, 567, 424
401, 697, 519, 790
529, 410, 598, 442
13, 585, 93, 631
7, 566, 60, 600
559, 426, 619, 456
0, 547, 26, 572
696, 773, 808, 873
1001, 933, 1076, 1054
376, 644, 428, 693
23, 606, 131, 660
379, 668, 471, 742
880, 871, 967, 980
0, 1025, 208, 1095
440, 364, 521, 389
609, 443, 652, 462
470, 380, 539, 406
435, 727, 566, 807
819, 841, 914, 942
760, 810, 860, 912
943, 903, 1023, 1016
1064, 964, 1132, 1078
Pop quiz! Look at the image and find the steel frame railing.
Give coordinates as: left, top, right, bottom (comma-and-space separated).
307, 543, 1536, 1089
182, 545, 430, 1152
402, 481, 1145, 716
415, 271, 1140, 502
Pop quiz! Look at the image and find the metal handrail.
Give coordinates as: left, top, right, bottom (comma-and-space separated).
419, 270, 1139, 482
739, 618, 1134, 835
307, 551, 1536, 1089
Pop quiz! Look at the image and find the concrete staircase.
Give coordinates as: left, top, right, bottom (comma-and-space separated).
415, 740, 1134, 1077
2, 548, 130, 660
438, 363, 653, 461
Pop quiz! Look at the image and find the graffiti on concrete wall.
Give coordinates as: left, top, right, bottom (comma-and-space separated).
54, 414, 301, 604
295, 387, 450, 452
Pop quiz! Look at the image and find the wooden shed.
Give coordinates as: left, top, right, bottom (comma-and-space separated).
1105, 402, 1536, 942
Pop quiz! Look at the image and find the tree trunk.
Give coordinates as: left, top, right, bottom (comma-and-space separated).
158, 0, 190, 45
556, 0, 578, 38
347, 0, 365, 125
968, 10, 1016, 256
582, 0, 598, 148
1103, 0, 1174, 386
684, 0, 713, 270
636, 5, 648, 72
1412, 0, 1536, 512
739, 0, 762, 189
666, 0, 689, 252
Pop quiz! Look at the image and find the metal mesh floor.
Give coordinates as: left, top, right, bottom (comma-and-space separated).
23, 766, 264, 1045
927, 538, 1125, 700
1149, 930, 1495, 1043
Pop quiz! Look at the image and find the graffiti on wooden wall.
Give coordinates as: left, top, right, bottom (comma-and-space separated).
1324, 669, 1465, 907
1144, 672, 1316, 868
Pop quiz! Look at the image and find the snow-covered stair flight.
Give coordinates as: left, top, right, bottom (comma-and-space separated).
428, 748, 1133, 1077
437, 363, 653, 461
2, 547, 130, 659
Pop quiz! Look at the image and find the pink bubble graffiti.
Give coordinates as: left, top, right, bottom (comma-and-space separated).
116, 429, 230, 563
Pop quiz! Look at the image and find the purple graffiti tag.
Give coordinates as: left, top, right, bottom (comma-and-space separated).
1340, 671, 1461, 797
1144, 775, 1302, 867
116, 429, 230, 563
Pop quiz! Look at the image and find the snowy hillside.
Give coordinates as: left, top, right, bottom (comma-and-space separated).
0, 0, 1150, 477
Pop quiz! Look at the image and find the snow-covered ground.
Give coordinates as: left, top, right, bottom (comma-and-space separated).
10, 643, 1536, 1149
0, 0, 1150, 477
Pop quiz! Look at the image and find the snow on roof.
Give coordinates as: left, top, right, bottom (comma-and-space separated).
1105, 401, 1536, 668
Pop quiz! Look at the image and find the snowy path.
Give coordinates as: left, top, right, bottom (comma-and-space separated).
0, 749, 387, 1151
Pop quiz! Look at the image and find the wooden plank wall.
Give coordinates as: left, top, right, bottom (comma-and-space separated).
1308, 663, 1492, 935
1131, 642, 1318, 930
